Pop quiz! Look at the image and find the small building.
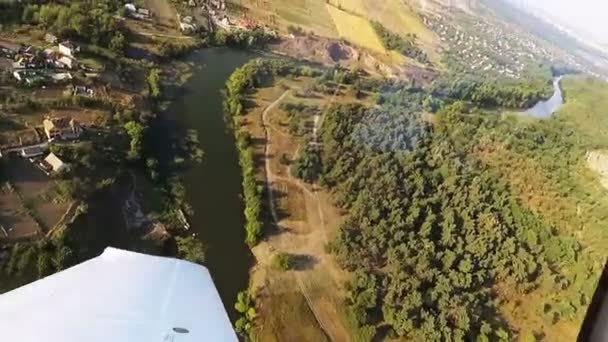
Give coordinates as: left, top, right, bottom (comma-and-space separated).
179, 22, 197, 33
12, 58, 25, 69
124, 3, 137, 13
43, 117, 83, 141
58, 41, 79, 58
45, 33, 58, 44
137, 8, 151, 17
73, 86, 94, 97
43, 152, 68, 173
20, 145, 46, 158
58, 56, 75, 69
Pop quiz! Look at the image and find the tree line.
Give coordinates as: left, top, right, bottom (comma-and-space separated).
371, 21, 429, 65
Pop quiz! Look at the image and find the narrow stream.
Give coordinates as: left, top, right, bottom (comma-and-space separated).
525, 76, 564, 118
171, 49, 256, 321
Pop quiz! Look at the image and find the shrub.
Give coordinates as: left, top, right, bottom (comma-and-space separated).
271, 252, 293, 271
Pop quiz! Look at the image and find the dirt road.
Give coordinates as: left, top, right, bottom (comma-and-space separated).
257, 91, 351, 341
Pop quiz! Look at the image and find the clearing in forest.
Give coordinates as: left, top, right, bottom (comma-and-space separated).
326, 5, 387, 54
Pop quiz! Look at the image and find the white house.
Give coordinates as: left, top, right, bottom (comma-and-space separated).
124, 3, 137, 13
58, 56, 75, 69
58, 41, 79, 57
180, 22, 196, 33
44, 152, 68, 173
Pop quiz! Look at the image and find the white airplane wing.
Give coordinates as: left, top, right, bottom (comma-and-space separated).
0, 247, 238, 342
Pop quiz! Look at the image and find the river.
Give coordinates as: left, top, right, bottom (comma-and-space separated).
171, 49, 256, 322
525, 76, 564, 118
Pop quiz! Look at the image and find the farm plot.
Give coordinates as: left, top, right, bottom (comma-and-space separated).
326, 4, 386, 53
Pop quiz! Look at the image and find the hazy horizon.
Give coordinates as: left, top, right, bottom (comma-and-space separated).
505, 0, 608, 46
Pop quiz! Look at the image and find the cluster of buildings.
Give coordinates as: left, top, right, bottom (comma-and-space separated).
10, 36, 80, 86
423, 15, 556, 78
0, 115, 84, 174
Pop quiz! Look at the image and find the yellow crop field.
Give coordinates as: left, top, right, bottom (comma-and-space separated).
362, 0, 441, 63
327, 0, 367, 15
326, 5, 387, 54
269, 0, 339, 38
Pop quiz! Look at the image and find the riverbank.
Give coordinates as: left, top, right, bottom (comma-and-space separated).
525, 76, 565, 118
161, 49, 258, 322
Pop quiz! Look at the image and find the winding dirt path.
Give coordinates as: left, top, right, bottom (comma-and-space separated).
258, 90, 350, 342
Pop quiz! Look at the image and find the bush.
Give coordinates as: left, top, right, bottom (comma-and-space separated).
271, 252, 293, 271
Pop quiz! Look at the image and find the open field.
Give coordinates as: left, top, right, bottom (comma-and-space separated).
5, 158, 69, 232
267, 0, 339, 38
326, 5, 386, 54
0, 183, 40, 240
241, 73, 378, 340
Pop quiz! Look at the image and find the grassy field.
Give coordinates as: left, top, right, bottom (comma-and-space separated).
267, 0, 339, 38
326, 5, 386, 54
328, 0, 441, 64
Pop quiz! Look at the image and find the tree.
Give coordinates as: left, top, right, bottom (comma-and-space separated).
176, 235, 206, 264
271, 252, 293, 271
124, 121, 145, 160
109, 32, 126, 54
147, 68, 161, 99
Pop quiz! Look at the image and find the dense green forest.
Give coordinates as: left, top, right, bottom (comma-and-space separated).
431, 71, 553, 109
303, 83, 592, 339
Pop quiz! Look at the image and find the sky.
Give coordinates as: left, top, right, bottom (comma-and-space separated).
507, 0, 608, 45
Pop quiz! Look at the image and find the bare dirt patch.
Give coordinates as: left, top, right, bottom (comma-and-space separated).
0, 184, 40, 241
271, 35, 406, 78
145, 0, 178, 29
5, 158, 68, 232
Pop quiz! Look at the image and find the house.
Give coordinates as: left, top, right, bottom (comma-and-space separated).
43, 117, 83, 141
179, 22, 196, 33
58, 41, 79, 57
73, 86, 94, 97
124, 3, 137, 13
45, 33, 58, 44
12, 58, 25, 69
58, 56, 75, 69
43, 152, 68, 173
137, 8, 151, 17
20, 145, 46, 158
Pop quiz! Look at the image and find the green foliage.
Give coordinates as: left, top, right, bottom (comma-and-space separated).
371, 21, 428, 64
109, 32, 126, 54
319, 86, 577, 339
23, 1, 127, 48
157, 39, 205, 60
124, 121, 145, 160
175, 235, 206, 264
291, 142, 322, 183
271, 252, 293, 271
147, 68, 162, 99
224, 59, 307, 246
432, 71, 552, 109
209, 28, 276, 49
234, 290, 256, 337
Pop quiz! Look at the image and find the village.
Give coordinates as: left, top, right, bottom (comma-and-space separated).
423, 13, 587, 78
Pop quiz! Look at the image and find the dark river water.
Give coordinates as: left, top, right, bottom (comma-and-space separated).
172, 49, 256, 321
525, 76, 564, 118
